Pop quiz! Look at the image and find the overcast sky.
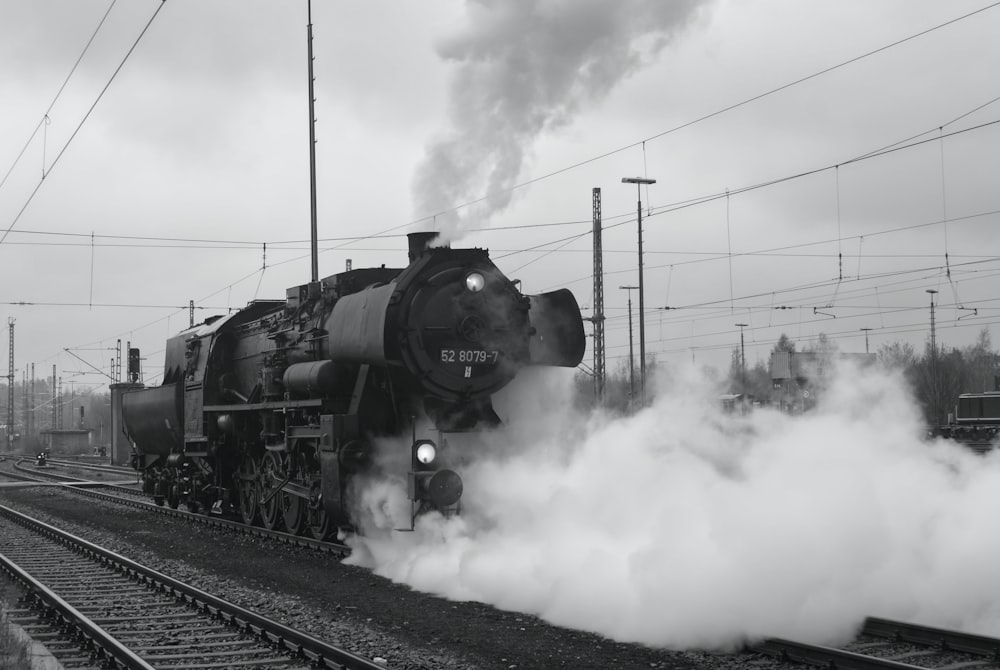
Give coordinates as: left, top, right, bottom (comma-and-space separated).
1, 0, 999, 390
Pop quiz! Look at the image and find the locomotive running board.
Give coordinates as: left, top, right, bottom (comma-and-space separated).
204, 398, 323, 412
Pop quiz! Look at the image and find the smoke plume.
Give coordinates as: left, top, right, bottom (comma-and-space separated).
412, 0, 708, 243
346, 363, 1000, 650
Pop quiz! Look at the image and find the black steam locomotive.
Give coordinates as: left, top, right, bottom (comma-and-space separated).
121, 233, 585, 537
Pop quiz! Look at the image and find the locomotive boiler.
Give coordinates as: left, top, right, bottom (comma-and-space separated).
121, 232, 586, 537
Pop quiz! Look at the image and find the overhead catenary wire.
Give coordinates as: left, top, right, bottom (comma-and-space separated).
597, 262, 1000, 349
48, 120, 1000, 376
607, 271, 1000, 342
0, 0, 168, 247
525, 117, 1000, 290
400, 1, 1000, 231
32, 4, 1000, 372
545, 207, 1000, 293
0, 0, 118, 194
605, 314, 1000, 363
5, 13, 995, 261
309, 2, 1000, 251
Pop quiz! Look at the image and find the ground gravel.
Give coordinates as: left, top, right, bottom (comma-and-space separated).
0, 485, 780, 670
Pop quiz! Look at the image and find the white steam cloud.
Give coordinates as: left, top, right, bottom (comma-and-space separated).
346, 363, 1000, 650
412, 0, 708, 243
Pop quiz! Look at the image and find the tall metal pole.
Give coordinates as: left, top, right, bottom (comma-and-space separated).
591, 188, 606, 404
621, 285, 638, 412
7, 318, 13, 451
927, 289, 939, 424
51, 365, 56, 438
22, 369, 27, 448
735, 323, 748, 389
860, 327, 872, 354
307, 0, 319, 282
622, 177, 655, 406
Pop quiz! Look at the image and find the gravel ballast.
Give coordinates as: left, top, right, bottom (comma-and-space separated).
0, 485, 755, 670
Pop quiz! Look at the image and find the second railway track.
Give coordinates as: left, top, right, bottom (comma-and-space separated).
0, 503, 386, 670
757, 617, 1000, 670
0, 458, 351, 556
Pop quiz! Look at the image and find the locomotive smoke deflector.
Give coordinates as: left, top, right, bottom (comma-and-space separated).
526, 289, 587, 368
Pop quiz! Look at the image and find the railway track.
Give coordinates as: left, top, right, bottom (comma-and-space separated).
9, 458, 140, 494
8, 462, 998, 670
45, 456, 138, 477
0, 458, 351, 556
757, 617, 1000, 670
0, 503, 384, 669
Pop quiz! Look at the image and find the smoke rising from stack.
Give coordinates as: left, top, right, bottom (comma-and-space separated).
412, 0, 708, 243
347, 363, 1000, 650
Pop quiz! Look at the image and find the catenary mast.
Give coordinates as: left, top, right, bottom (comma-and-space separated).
6, 318, 13, 450
591, 188, 605, 404
307, 0, 319, 282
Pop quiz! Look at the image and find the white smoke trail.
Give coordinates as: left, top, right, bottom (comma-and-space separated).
412, 0, 709, 243
346, 362, 1000, 649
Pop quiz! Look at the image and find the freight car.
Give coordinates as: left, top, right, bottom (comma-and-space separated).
931, 391, 1000, 453
121, 232, 585, 537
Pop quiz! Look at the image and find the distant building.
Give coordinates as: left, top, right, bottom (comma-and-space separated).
770, 351, 876, 412
40, 428, 92, 454
719, 393, 753, 414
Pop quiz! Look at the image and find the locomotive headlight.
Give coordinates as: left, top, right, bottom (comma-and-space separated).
414, 440, 437, 465
465, 272, 485, 293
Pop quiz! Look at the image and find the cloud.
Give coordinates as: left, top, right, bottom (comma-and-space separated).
345, 361, 1000, 649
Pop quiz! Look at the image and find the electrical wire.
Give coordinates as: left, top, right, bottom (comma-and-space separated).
24, 4, 1000, 372
403, 1, 1000, 229
0, 0, 168, 247
0, 0, 118, 194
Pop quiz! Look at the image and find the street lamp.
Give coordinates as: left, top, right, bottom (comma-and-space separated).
620, 285, 639, 412
860, 327, 872, 354
735, 323, 748, 390
622, 176, 656, 406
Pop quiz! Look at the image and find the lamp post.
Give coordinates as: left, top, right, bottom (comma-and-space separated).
860, 327, 872, 354
620, 285, 638, 412
622, 176, 656, 406
735, 323, 748, 390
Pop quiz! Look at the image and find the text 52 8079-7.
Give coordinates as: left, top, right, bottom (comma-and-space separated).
440, 349, 499, 364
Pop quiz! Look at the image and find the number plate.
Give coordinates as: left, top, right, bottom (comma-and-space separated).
440, 349, 499, 364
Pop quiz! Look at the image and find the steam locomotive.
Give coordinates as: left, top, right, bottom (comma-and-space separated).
121, 232, 586, 537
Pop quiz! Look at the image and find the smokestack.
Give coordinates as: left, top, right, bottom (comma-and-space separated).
407, 232, 442, 263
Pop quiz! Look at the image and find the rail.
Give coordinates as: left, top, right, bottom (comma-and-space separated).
756, 617, 1000, 670
2, 457, 349, 555
0, 504, 384, 669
